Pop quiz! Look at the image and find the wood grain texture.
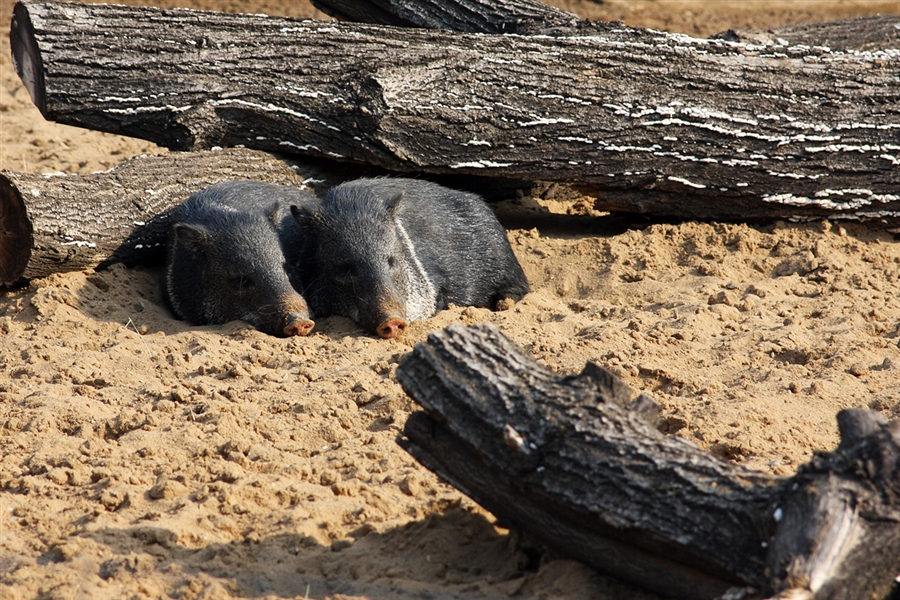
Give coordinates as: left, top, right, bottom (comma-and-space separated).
0, 148, 335, 286
11, 1, 900, 227
397, 323, 900, 600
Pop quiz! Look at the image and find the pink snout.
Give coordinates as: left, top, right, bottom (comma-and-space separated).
375, 316, 408, 339
283, 313, 315, 336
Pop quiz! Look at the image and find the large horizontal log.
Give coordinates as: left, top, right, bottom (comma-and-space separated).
396, 323, 900, 600
313, 0, 900, 51
11, 1, 900, 226
0, 148, 339, 286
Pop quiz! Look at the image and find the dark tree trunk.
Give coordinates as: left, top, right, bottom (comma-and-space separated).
396, 323, 900, 600
0, 149, 337, 286
11, 1, 900, 227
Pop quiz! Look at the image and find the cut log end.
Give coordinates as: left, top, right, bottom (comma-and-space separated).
765, 406, 900, 600
0, 174, 34, 287
10, 2, 47, 118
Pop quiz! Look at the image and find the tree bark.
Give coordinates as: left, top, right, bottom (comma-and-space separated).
396, 323, 900, 600
310, 0, 579, 33
0, 148, 338, 287
11, 1, 900, 227
312, 0, 900, 51
713, 15, 900, 52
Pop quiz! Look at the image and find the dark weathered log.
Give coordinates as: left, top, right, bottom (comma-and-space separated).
0, 148, 337, 286
766, 409, 900, 599
311, 0, 578, 33
396, 323, 900, 600
715, 15, 900, 52
313, 0, 900, 51
11, 1, 900, 227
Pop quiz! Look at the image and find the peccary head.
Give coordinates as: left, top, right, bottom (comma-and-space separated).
167, 202, 314, 337
291, 188, 409, 339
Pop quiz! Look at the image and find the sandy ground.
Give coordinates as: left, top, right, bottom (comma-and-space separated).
2, 1, 900, 599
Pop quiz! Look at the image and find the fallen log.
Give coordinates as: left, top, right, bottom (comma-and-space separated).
310, 0, 579, 33
714, 15, 900, 52
313, 0, 900, 51
396, 323, 900, 600
11, 1, 900, 227
0, 148, 337, 286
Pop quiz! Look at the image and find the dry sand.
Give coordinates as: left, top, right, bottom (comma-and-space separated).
2, 1, 900, 598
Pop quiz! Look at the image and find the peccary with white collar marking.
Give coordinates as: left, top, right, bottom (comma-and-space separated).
290, 178, 529, 339
165, 180, 315, 337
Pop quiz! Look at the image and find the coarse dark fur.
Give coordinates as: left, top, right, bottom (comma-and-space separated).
290, 177, 530, 336
164, 180, 315, 337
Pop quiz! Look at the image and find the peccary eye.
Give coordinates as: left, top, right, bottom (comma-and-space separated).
229, 276, 255, 293
338, 263, 356, 276
387, 255, 397, 268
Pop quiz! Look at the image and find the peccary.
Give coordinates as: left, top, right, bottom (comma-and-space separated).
165, 180, 315, 337
290, 178, 530, 339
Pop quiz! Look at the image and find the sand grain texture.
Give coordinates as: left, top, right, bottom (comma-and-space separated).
2, 1, 900, 598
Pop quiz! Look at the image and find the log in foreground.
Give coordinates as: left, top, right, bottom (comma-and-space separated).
0, 148, 333, 286
396, 323, 900, 600
11, 2, 900, 227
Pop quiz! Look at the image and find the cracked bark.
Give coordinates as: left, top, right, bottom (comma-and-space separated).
312, 0, 900, 51
0, 148, 342, 286
397, 323, 900, 600
10, 1, 900, 228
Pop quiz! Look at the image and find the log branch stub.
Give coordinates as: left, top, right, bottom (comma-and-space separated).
11, 1, 900, 227
397, 323, 900, 600
0, 148, 336, 286
767, 408, 900, 600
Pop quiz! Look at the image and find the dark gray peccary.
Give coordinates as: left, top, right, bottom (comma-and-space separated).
165, 180, 316, 337
290, 178, 530, 339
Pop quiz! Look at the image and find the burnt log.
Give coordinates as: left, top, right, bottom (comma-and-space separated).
0, 148, 338, 286
396, 323, 900, 600
10, 1, 900, 227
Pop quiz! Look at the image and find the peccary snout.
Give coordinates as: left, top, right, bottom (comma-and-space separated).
164, 181, 317, 338
375, 316, 408, 339
356, 281, 409, 339
283, 311, 315, 337
290, 177, 530, 339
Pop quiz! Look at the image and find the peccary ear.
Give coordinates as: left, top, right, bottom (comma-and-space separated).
384, 191, 404, 219
174, 223, 211, 252
264, 201, 281, 227
290, 204, 324, 233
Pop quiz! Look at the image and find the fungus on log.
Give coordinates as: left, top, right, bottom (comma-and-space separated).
396, 323, 900, 600
0, 148, 335, 286
10, 1, 900, 227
